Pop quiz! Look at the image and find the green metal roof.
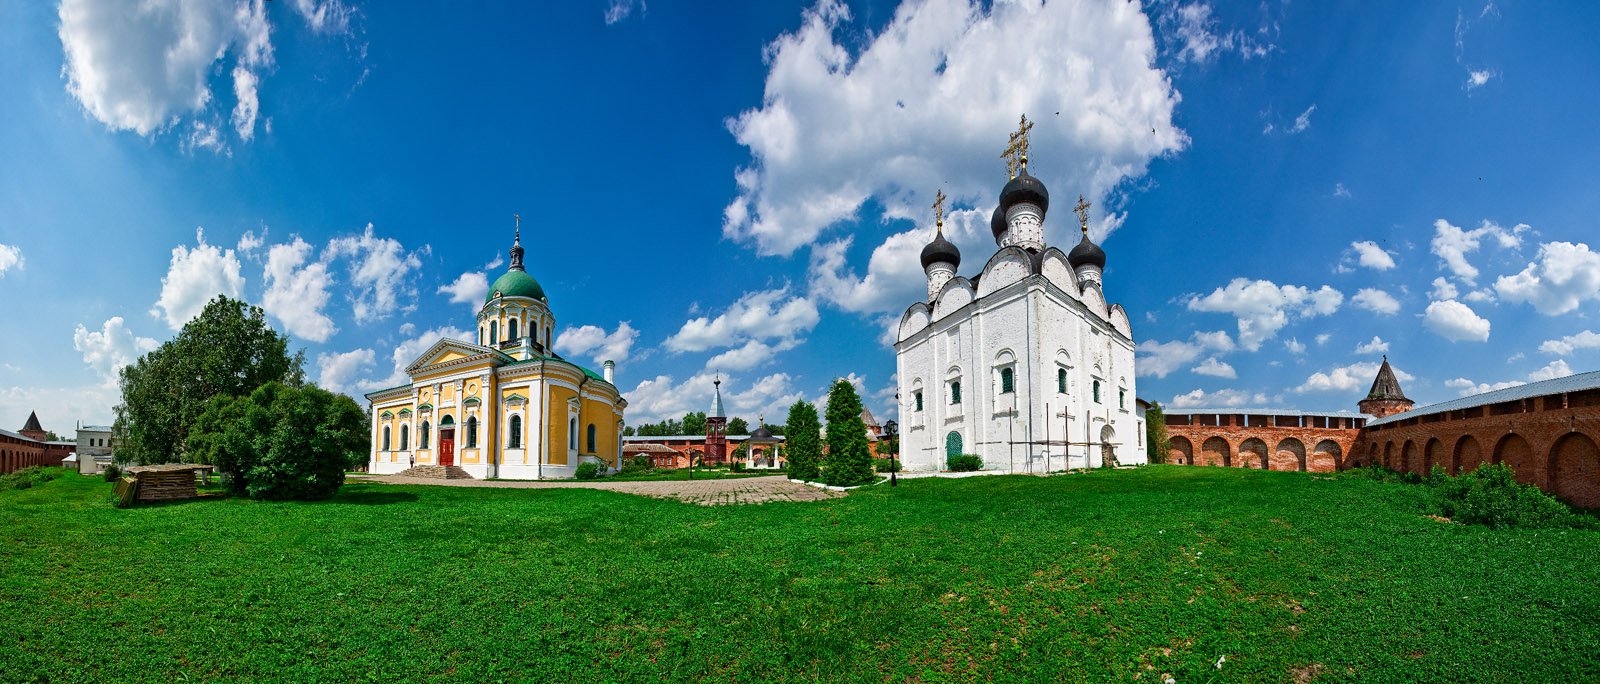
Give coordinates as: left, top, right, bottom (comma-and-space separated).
485, 269, 546, 304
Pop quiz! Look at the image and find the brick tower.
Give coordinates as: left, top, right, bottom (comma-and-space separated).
1358, 356, 1414, 419
705, 377, 728, 465
19, 411, 46, 441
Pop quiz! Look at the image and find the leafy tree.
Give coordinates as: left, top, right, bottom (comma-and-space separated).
785, 400, 822, 481
726, 416, 749, 435
623, 425, 636, 437
1145, 401, 1170, 464
683, 411, 707, 436
187, 382, 365, 500
116, 296, 303, 465
43, 430, 62, 442
822, 380, 874, 487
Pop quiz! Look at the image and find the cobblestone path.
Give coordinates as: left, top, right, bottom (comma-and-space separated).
354, 474, 844, 506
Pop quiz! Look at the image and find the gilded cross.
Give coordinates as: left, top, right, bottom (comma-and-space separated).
513, 213, 522, 240
1000, 114, 1034, 178
1073, 194, 1091, 235
932, 188, 947, 229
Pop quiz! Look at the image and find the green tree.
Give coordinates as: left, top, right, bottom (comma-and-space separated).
822, 380, 874, 487
187, 382, 365, 500
785, 400, 822, 481
682, 411, 707, 436
115, 296, 303, 465
726, 416, 749, 435
1145, 401, 1170, 464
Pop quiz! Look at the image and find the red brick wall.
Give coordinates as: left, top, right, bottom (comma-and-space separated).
1, 433, 49, 474
1165, 422, 1357, 473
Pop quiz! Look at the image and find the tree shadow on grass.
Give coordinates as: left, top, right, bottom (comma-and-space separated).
332, 490, 419, 506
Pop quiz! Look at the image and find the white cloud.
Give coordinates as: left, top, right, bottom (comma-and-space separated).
1192, 357, 1236, 379
1528, 359, 1572, 382
555, 322, 639, 366
1494, 241, 1600, 315
182, 120, 229, 157
317, 348, 374, 396
1315, 333, 1332, 346
0, 244, 21, 277
1169, 387, 1268, 409
1430, 276, 1459, 301
261, 237, 336, 342
1466, 69, 1496, 90
723, 0, 1186, 293
1423, 300, 1491, 342
151, 228, 246, 330
371, 325, 470, 390
1445, 377, 1522, 397
290, 0, 353, 34
1351, 288, 1401, 315
705, 339, 801, 372
1462, 289, 1496, 304
237, 229, 266, 255
1284, 337, 1306, 354
1354, 336, 1389, 354
58, 0, 273, 143
1298, 360, 1414, 394
1289, 104, 1315, 134
1135, 339, 1202, 379
438, 271, 489, 311
73, 316, 158, 385
1540, 330, 1600, 356
1333, 183, 1352, 198
1186, 278, 1342, 351
325, 224, 423, 323
1430, 218, 1524, 282
0, 384, 122, 435
1194, 330, 1234, 352
1154, 1, 1273, 64
624, 371, 804, 425
663, 288, 819, 354
1348, 240, 1395, 270
604, 0, 645, 25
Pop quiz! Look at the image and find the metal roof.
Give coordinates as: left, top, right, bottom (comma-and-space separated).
1163, 408, 1371, 419
622, 435, 783, 443
0, 428, 41, 443
80, 425, 113, 432
1367, 368, 1600, 427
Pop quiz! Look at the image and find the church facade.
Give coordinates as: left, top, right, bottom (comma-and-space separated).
365, 226, 627, 479
895, 120, 1141, 473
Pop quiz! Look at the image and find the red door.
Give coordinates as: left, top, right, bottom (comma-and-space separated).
439, 430, 455, 467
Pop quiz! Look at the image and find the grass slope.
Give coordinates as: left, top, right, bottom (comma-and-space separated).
2, 467, 1598, 682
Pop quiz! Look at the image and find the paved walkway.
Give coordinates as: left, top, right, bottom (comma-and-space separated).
353, 474, 844, 506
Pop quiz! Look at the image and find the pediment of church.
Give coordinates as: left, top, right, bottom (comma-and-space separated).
404, 338, 509, 375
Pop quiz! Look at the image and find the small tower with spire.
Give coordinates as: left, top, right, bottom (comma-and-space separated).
1067, 194, 1107, 289
920, 189, 960, 302
1358, 356, 1414, 418
19, 411, 46, 441
705, 376, 728, 465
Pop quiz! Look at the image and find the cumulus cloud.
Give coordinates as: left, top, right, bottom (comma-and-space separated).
1354, 336, 1389, 354
705, 339, 802, 372
1430, 276, 1459, 301
1445, 377, 1522, 397
555, 322, 639, 367
1431, 218, 1524, 283
1136, 339, 1202, 379
724, 0, 1185, 311
151, 228, 246, 330
625, 371, 804, 425
325, 224, 423, 323
1465, 69, 1496, 90
73, 317, 158, 385
261, 236, 336, 342
1315, 333, 1331, 346
1284, 337, 1306, 354
1346, 240, 1395, 271
1423, 299, 1491, 342
1192, 357, 1236, 379
1540, 330, 1600, 356
1169, 387, 1269, 409
1186, 278, 1342, 351
1494, 241, 1600, 315
1298, 360, 1414, 394
1152, 1, 1274, 64
1194, 330, 1235, 352
317, 348, 374, 396
0, 244, 21, 277
438, 271, 489, 311
372, 325, 471, 390
663, 288, 819, 354
1527, 359, 1572, 382
1351, 288, 1401, 315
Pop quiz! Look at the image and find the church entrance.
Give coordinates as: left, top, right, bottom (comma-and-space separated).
439, 429, 455, 467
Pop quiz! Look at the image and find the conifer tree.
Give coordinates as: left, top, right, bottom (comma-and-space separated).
784, 400, 821, 481
822, 379, 874, 486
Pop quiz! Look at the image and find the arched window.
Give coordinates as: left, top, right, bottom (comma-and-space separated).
950, 380, 962, 405
586, 423, 597, 453
1093, 380, 1101, 403
400, 424, 409, 451
509, 319, 519, 340
420, 421, 430, 449
945, 431, 963, 458
1119, 389, 1126, 409
381, 427, 390, 451
569, 418, 578, 450
999, 367, 1014, 394
489, 320, 498, 345
466, 416, 478, 448
1057, 368, 1067, 394
914, 390, 924, 411
509, 415, 522, 449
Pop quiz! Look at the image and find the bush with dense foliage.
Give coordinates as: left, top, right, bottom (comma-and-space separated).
1433, 463, 1592, 529
575, 461, 604, 480
617, 456, 654, 476
1145, 401, 1170, 464
785, 400, 822, 481
730, 460, 746, 473
186, 382, 365, 501
101, 464, 121, 482
822, 380, 874, 487
873, 457, 900, 473
1, 466, 60, 491
116, 296, 304, 465
947, 454, 983, 472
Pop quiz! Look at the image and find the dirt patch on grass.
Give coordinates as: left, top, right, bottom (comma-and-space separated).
1291, 663, 1325, 682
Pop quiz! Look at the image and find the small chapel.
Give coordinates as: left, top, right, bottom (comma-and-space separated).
894, 116, 1142, 472
365, 222, 628, 479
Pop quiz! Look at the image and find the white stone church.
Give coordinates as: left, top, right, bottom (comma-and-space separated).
894, 138, 1142, 473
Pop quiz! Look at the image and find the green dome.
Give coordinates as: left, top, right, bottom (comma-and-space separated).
486, 269, 546, 304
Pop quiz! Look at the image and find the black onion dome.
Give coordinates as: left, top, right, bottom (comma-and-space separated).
999, 169, 1050, 217
990, 204, 1007, 239
1067, 234, 1106, 269
920, 230, 960, 269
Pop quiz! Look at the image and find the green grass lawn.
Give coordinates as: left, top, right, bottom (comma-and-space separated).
3, 466, 1597, 682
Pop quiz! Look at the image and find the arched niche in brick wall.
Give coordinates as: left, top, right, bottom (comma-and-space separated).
1494, 433, 1539, 487
1311, 440, 1341, 472
1239, 438, 1268, 469
1455, 435, 1486, 474
1401, 440, 1420, 475
1272, 438, 1305, 472
1169, 436, 1193, 465
1549, 432, 1600, 509
1201, 436, 1231, 467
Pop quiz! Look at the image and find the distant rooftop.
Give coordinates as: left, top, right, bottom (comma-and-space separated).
1164, 408, 1371, 419
80, 425, 113, 433
1367, 368, 1600, 427
623, 434, 783, 442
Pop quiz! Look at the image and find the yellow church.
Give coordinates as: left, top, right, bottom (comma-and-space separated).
365, 224, 627, 479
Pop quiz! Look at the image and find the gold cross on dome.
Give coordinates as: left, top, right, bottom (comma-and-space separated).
1074, 195, 1092, 235
1000, 114, 1034, 178
932, 188, 946, 230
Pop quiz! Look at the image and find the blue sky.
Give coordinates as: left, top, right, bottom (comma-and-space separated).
3, 0, 1599, 433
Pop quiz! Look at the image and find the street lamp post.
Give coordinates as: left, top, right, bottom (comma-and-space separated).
884, 419, 899, 487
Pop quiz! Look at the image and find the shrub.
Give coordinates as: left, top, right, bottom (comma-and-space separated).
822, 380, 874, 487
575, 461, 603, 480
1, 466, 60, 491
730, 460, 746, 473
1433, 463, 1592, 529
186, 382, 365, 501
874, 457, 900, 473
618, 456, 653, 476
102, 463, 122, 482
947, 454, 983, 472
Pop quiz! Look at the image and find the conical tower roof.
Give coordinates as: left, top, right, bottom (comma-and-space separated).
21, 411, 42, 433
709, 377, 725, 418
1365, 356, 1409, 401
